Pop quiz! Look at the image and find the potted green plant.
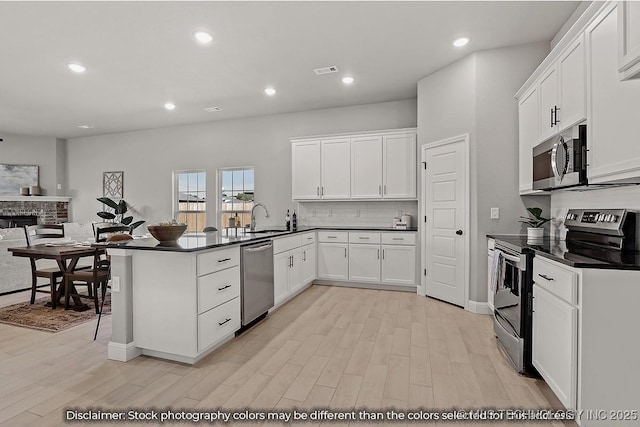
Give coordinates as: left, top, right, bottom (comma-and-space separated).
97, 197, 145, 231
519, 207, 550, 239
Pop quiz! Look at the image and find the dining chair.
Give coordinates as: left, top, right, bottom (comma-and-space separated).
64, 249, 110, 314
23, 224, 65, 308
94, 224, 132, 243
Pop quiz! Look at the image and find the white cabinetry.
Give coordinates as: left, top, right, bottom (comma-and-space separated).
487, 238, 495, 311
381, 244, 415, 285
518, 86, 540, 194
273, 232, 316, 307
618, 0, 640, 80
132, 246, 241, 364
586, 2, 640, 184
383, 133, 417, 199
292, 128, 416, 201
291, 139, 350, 200
317, 231, 349, 280
348, 232, 381, 282
532, 255, 640, 424
351, 136, 383, 199
538, 66, 559, 141
532, 257, 578, 410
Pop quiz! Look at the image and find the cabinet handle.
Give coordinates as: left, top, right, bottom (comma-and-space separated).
379, 185, 382, 195
217, 258, 231, 263
382, 249, 385, 260
550, 108, 554, 127
303, 251, 306, 261
553, 106, 560, 126
327, 236, 337, 239
218, 318, 231, 326
538, 273, 554, 281
218, 284, 232, 291
377, 249, 380, 260
317, 187, 319, 196
321, 186, 324, 196
384, 184, 387, 195
392, 237, 403, 241
344, 248, 347, 258
358, 237, 369, 240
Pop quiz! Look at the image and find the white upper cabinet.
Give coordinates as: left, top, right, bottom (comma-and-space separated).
518, 86, 540, 194
351, 136, 383, 199
292, 129, 416, 201
292, 141, 321, 200
383, 133, 417, 199
291, 138, 350, 200
618, 0, 640, 80
538, 66, 559, 141
586, 2, 640, 183
321, 138, 351, 199
538, 36, 586, 141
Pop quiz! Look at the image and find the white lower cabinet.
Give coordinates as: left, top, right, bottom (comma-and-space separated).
348, 244, 381, 282
317, 242, 349, 280
532, 284, 577, 410
273, 232, 316, 308
381, 245, 415, 285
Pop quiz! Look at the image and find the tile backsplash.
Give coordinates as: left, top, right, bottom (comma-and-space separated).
297, 201, 418, 228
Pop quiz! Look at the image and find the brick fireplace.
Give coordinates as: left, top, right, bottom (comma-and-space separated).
0, 197, 69, 226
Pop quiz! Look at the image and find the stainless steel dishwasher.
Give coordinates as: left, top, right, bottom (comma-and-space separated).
240, 240, 274, 326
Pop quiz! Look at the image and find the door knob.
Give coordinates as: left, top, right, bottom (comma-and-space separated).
456, 230, 463, 235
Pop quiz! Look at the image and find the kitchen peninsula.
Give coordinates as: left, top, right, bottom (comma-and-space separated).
106, 227, 417, 364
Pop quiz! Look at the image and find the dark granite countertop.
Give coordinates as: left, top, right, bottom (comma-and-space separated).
108, 226, 418, 253
487, 234, 640, 270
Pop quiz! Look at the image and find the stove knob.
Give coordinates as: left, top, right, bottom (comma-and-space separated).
597, 214, 604, 222
607, 214, 613, 222
611, 215, 618, 223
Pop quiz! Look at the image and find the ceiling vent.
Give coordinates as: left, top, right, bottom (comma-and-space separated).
314, 66, 339, 75
203, 107, 222, 112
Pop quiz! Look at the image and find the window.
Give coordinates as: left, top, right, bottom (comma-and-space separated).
219, 167, 254, 229
174, 170, 206, 233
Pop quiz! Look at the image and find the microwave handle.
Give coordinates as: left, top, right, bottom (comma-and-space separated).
551, 136, 565, 181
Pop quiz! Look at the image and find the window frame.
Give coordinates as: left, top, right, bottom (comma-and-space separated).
172, 169, 207, 233
218, 166, 255, 230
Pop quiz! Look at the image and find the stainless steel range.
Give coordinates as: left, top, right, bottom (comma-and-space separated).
491, 208, 638, 375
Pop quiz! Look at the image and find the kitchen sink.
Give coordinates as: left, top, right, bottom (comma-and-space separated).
245, 229, 286, 234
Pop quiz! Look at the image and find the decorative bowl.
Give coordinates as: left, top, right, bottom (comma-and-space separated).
147, 224, 187, 243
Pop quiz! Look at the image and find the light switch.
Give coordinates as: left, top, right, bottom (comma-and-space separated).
112, 276, 121, 292
491, 208, 500, 219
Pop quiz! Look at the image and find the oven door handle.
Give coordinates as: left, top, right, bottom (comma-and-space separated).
551, 135, 567, 182
497, 251, 522, 263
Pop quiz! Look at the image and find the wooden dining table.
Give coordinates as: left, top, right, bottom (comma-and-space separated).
8, 243, 105, 311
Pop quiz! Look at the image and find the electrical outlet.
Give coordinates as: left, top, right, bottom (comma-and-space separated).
112, 276, 121, 292
57, 184, 62, 190
491, 207, 500, 219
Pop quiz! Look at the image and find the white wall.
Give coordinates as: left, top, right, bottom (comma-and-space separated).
0, 132, 65, 196
65, 100, 417, 227
417, 42, 551, 303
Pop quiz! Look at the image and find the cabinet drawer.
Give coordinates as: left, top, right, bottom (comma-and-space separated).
273, 234, 302, 254
317, 231, 348, 243
533, 257, 577, 304
197, 246, 240, 276
299, 231, 316, 245
349, 232, 381, 244
381, 232, 416, 245
197, 266, 240, 314
198, 297, 241, 351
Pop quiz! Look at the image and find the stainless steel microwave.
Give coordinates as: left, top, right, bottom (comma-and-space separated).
532, 125, 587, 191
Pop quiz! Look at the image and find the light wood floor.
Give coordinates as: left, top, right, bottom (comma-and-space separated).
0, 285, 573, 427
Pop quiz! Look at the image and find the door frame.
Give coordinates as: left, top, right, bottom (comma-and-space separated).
419, 134, 470, 310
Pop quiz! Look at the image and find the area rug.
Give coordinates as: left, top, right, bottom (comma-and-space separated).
0, 295, 110, 333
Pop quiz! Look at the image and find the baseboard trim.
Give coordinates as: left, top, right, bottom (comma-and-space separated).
108, 341, 142, 362
466, 300, 492, 315
313, 280, 416, 293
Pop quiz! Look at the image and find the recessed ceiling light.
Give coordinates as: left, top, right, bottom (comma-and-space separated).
452, 37, 470, 47
67, 63, 86, 73
264, 87, 276, 96
342, 76, 355, 84
77, 125, 94, 129
194, 31, 213, 44
164, 102, 176, 111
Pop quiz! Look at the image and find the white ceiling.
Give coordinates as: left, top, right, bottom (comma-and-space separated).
0, 1, 580, 139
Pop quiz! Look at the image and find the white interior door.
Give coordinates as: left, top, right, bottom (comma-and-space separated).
422, 135, 468, 307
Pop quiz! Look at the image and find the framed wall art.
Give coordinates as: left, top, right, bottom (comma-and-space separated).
103, 171, 124, 199
0, 164, 39, 195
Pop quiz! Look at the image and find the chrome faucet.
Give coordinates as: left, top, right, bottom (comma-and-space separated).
250, 203, 270, 231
